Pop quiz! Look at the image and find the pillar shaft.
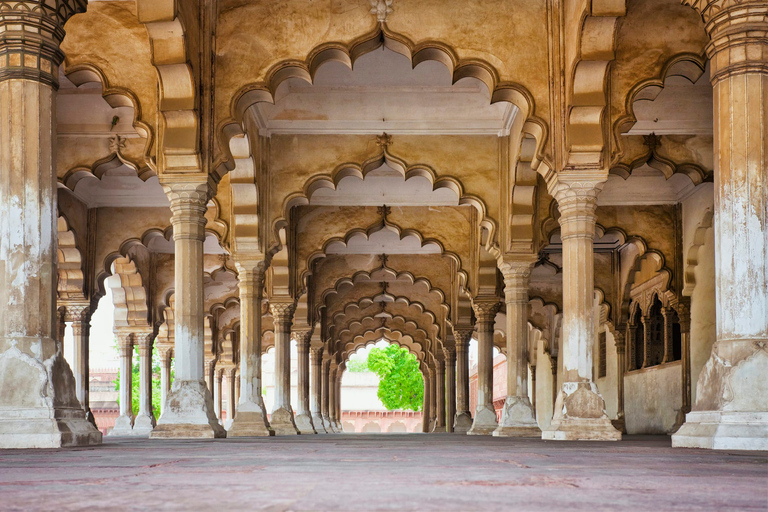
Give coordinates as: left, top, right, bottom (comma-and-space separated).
543, 172, 621, 441
329, 364, 338, 433
310, 347, 326, 433
335, 367, 343, 431
613, 330, 627, 433
270, 300, 299, 435
444, 347, 456, 433
214, 370, 222, 421
468, 299, 500, 435
422, 369, 431, 433
111, 334, 134, 436
321, 359, 331, 430
453, 328, 473, 432
159, 348, 172, 415
494, 257, 540, 437
293, 330, 315, 434
226, 368, 236, 426
66, 305, 93, 424
0, 0, 100, 448
674, 5, 768, 449
151, 181, 224, 439
133, 333, 156, 435
435, 359, 446, 431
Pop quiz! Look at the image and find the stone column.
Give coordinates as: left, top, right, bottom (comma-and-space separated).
269, 300, 299, 435
205, 360, 215, 395
214, 369, 223, 421
66, 304, 95, 426
111, 333, 135, 436
151, 181, 224, 438
435, 357, 446, 431
453, 328, 473, 433
158, 347, 172, 415
0, 0, 101, 449
56, 308, 67, 355
550, 356, 558, 407
422, 368, 431, 433
641, 315, 650, 368
468, 299, 501, 435
671, 300, 692, 432
335, 365, 343, 432
228, 262, 272, 436
310, 347, 326, 433
661, 308, 674, 364
613, 330, 627, 433
225, 367, 236, 429
530, 365, 537, 410
494, 257, 540, 437
133, 332, 156, 435
329, 363, 338, 433
673, 1, 768, 450
444, 346, 456, 433
321, 358, 331, 430
293, 329, 315, 434
543, 172, 620, 441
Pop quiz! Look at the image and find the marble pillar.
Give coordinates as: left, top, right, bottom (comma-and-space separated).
494, 257, 540, 437
329, 364, 338, 433
444, 346, 456, 433
429, 367, 437, 431
229, 262, 272, 436
453, 328, 473, 433
435, 358, 446, 431
225, 368, 236, 430
111, 334, 135, 436
613, 330, 627, 433
674, 1, 768, 450
543, 172, 621, 441
214, 369, 222, 422
0, 0, 101, 449
335, 366, 343, 432
151, 181, 224, 439
133, 332, 157, 435
159, 347, 172, 415
310, 347, 326, 433
468, 299, 501, 435
294, 329, 315, 434
671, 301, 691, 433
270, 300, 299, 435
422, 368, 431, 433
66, 304, 95, 426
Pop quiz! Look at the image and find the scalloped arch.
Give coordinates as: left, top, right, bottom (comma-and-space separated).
683, 207, 714, 297
56, 214, 85, 301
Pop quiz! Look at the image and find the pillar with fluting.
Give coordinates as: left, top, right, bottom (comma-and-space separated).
228, 262, 272, 436
294, 329, 315, 434
672, 3, 768, 447
133, 332, 157, 435
111, 333, 135, 436
0, 0, 101, 449
151, 181, 224, 439
543, 172, 621, 441
66, 304, 95, 426
468, 299, 501, 435
310, 347, 327, 433
444, 346, 456, 433
453, 328, 473, 433
269, 300, 299, 435
494, 257, 540, 437
435, 357, 446, 431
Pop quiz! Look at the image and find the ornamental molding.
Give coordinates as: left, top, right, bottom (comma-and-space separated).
369, 0, 393, 23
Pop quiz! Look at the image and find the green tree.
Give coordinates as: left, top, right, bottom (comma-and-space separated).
346, 357, 369, 372
115, 344, 172, 418
366, 344, 423, 411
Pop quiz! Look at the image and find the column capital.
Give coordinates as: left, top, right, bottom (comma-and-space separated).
471, 298, 501, 327
310, 346, 324, 365
550, 355, 558, 375
443, 346, 456, 363
270, 300, 296, 331
452, 327, 474, 349
0, 1, 86, 88
162, 180, 210, 241
498, 256, 536, 304
614, 329, 626, 354
675, 298, 692, 332
236, 260, 267, 297
547, 170, 607, 226
61, 302, 90, 324
292, 328, 312, 349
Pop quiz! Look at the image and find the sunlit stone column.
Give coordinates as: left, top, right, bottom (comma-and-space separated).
613, 330, 627, 433
214, 368, 222, 421
422, 367, 431, 433
674, 0, 768, 450
111, 333, 135, 436
429, 367, 437, 431
293, 329, 315, 434
158, 347, 173, 415
152, 181, 224, 439
494, 257, 540, 437
468, 299, 501, 435
225, 367, 236, 429
543, 172, 621, 441
443, 345, 456, 433
270, 300, 299, 435
132, 332, 156, 435
335, 363, 344, 432
672, 300, 691, 433
310, 347, 326, 433
0, 0, 101, 449
228, 262, 273, 436
328, 363, 339, 433
66, 304, 95, 426
453, 328, 473, 433
321, 358, 331, 430
435, 357, 446, 431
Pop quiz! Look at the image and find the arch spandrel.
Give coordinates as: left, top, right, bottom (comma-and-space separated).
331, 301, 439, 349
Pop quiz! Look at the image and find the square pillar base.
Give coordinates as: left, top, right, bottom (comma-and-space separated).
150, 380, 226, 439
671, 411, 768, 451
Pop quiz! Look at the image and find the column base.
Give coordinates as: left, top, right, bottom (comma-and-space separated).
467, 405, 498, 435
149, 380, 226, 439
131, 413, 156, 436
671, 411, 768, 450
294, 413, 316, 434
85, 409, 98, 429
108, 414, 135, 436
453, 411, 473, 433
0, 407, 103, 449
322, 415, 332, 432
312, 413, 327, 433
228, 402, 274, 437
612, 415, 627, 434
493, 397, 541, 437
333, 421, 342, 433
271, 407, 300, 435
542, 383, 621, 441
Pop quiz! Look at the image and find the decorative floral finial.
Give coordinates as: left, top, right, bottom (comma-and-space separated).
369, 0, 393, 23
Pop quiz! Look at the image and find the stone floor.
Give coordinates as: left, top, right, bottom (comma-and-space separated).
0, 435, 766, 511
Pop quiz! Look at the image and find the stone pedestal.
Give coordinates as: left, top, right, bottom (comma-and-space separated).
0, 1, 101, 449
468, 300, 501, 435
228, 263, 273, 436
310, 347, 327, 433
110, 334, 135, 436
151, 182, 225, 439
673, 1, 768, 450
133, 333, 157, 436
543, 173, 621, 441
453, 329, 473, 433
270, 301, 300, 435
294, 330, 316, 434
444, 346, 456, 433
494, 257, 541, 437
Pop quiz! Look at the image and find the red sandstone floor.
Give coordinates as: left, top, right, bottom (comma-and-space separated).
0, 435, 766, 511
